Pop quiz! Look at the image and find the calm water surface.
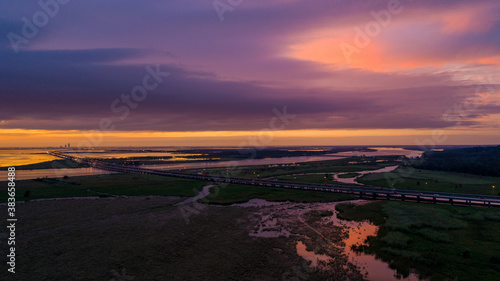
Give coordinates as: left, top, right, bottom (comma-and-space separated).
0, 147, 421, 180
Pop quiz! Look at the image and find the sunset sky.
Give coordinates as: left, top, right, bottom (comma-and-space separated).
1, 0, 500, 147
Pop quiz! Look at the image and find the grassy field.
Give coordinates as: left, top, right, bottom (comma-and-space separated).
2, 172, 359, 204
203, 184, 357, 205
358, 166, 500, 195
3, 197, 336, 281
336, 201, 500, 281
0, 173, 208, 202
270, 174, 361, 186
189, 157, 398, 179
337, 172, 361, 178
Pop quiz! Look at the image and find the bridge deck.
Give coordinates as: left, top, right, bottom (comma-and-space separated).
48, 152, 500, 208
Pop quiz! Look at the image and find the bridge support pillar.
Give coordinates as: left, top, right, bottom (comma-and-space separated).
373, 193, 376, 199
417, 196, 420, 203
468, 200, 471, 207
387, 194, 390, 200
433, 197, 436, 204
449, 198, 454, 205
401, 195, 405, 201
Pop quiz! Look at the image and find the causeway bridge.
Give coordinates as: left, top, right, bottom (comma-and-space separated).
49, 151, 500, 207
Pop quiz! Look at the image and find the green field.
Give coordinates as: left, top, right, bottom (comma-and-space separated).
0, 173, 207, 202
336, 201, 500, 281
337, 172, 361, 178
2, 172, 358, 204
358, 166, 500, 195
203, 183, 357, 205
5, 155, 500, 281
189, 157, 398, 179
270, 173, 361, 186
8, 197, 325, 281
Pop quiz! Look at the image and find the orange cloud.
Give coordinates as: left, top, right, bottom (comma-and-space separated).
286, 2, 500, 72
436, 3, 498, 34
287, 28, 446, 72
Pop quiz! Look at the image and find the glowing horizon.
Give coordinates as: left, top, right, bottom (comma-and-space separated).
1, 128, 499, 148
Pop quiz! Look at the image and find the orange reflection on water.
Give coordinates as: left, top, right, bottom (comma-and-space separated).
295, 241, 331, 268
0, 149, 57, 167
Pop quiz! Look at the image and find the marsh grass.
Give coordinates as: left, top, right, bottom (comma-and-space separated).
358, 167, 500, 195
0, 173, 208, 202
336, 201, 500, 280
203, 184, 357, 205
337, 173, 361, 178
189, 157, 398, 179
380, 231, 411, 248
6, 198, 333, 280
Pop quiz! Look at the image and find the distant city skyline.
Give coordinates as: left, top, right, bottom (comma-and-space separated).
1, 0, 499, 147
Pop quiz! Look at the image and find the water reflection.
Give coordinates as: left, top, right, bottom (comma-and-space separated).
142, 155, 345, 170
333, 165, 399, 185
0, 167, 116, 181
234, 199, 422, 280
294, 203, 422, 281
296, 241, 330, 267
331, 147, 423, 158
0, 155, 345, 180
0, 149, 57, 167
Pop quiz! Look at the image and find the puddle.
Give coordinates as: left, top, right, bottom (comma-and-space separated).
295, 202, 422, 281
296, 241, 330, 267
235, 199, 422, 280
264, 165, 400, 186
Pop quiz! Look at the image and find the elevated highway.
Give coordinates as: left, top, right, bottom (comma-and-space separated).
48, 151, 500, 207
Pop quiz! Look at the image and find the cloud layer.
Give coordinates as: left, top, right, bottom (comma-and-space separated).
1, 0, 499, 137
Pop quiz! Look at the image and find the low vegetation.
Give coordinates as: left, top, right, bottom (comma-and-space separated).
336, 201, 500, 281
0, 173, 207, 202
203, 184, 357, 205
412, 146, 500, 177
4, 198, 329, 280
337, 172, 361, 178
358, 167, 500, 195
189, 156, 399, 179
273, 174, 359, 185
